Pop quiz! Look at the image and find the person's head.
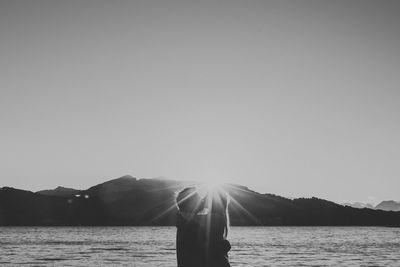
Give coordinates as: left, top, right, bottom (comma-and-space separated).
176, 187, 204, 214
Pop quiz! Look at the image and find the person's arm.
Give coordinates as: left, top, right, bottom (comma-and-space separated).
207, 213, 230, 256
218, 239, 231, 254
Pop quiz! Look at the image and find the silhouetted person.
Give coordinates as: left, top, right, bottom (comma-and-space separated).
203, 189, 231, 267
176, 187, 206, 267
176, 186, 231, 267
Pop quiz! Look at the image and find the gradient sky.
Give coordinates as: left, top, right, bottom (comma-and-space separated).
1, 0, 399, 204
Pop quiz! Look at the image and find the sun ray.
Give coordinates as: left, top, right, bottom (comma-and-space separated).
228, 195, 261, 225
148, 186, 203, 223
147, 183, 195, 193
147, 182, 261, 226
147, 200, 179, 224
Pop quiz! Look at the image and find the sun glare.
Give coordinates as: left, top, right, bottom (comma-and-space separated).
203, 181, 224, 190
196, 181, 226, 199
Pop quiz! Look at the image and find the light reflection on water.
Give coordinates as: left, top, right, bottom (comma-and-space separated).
0, 226, 399, 266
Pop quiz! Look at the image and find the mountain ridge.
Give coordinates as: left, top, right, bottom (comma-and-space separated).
37, 186, 80, 197
343, 201, 400, 211
1, 176, 400, 226
375, 200, 400, 212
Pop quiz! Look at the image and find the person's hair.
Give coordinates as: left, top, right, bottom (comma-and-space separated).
176, 187, 201, 213
209, 191, 230, 238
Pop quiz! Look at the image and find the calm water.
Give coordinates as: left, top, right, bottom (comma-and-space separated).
0, 227, 399, 266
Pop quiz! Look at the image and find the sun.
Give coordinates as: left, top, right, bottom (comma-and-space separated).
197, 181, 226, 198
203, 181, 224, 191
195, 173, 230, 187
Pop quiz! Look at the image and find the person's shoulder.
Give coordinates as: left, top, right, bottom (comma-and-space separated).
178, 212, 206, 227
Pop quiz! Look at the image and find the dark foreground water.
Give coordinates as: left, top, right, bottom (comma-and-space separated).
0, 226, 399, 266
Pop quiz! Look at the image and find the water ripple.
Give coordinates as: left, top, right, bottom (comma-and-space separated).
0, 226, 399, 266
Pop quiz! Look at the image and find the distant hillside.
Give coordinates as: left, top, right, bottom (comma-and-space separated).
343, 201, 400, 212
342, 202, 375, 209
375, 201, 400, 212
1, 176, 400, 226
0, 187, 73, 225
37, 186, 80, 197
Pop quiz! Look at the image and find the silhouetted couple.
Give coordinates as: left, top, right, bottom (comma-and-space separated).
176, 186, 231, 267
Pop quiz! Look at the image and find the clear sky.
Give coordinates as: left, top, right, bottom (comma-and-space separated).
1, 0, 399, 204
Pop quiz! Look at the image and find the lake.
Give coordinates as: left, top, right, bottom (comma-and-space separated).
0, 227, 399, 266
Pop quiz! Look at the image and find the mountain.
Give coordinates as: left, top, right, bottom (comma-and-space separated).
0, 187, 74, 225
375, 200, 400, 212
342, 201, 400, 212
1, 176, 400, 226
342, 202, 375, 209
37, 186, 80, 197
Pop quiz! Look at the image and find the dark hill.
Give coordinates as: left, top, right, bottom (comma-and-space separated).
0, 187, 72, 225
37, 186, 80, 197
1, 177, 400, 226
342, 202, 375, 209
